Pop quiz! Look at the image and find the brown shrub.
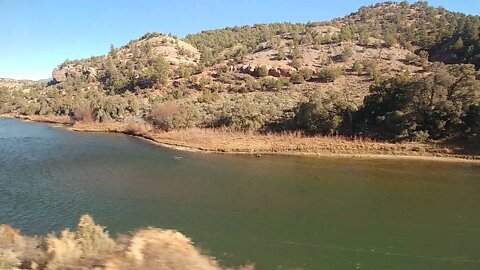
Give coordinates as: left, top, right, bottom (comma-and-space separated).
0, 215, 254, 270
151, 102, 200, 131
0, 224, 45, 269
151, 102, 181, 127
72, 107, 93, 123
46, 230, 83, 269
106, 228, 222, 270
45, 214, 116, 269
124, 117, 152, 136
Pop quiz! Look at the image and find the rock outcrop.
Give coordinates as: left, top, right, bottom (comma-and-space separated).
237, 65, 294, 77
52, 64, 98, 83
115, 34, 201, 66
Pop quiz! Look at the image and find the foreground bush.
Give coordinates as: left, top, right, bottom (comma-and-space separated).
0, 215, 254, 270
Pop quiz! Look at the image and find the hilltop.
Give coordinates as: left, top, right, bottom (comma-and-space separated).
0, 1, 479, 158
51, 33, 200, 84
0, 78, 41, 91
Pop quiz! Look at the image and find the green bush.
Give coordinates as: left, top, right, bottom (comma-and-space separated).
260, 78, 285, 91
217, 100, 268, 131
257, 66, 269, 77
353, 60, 364, 74
359, 64, 480, 141
290, 71, 305, 84
340, 47, 353, 61
299, 68, 314, 81
294, 91, 357, 135
316, 67, 344, 83
245, 77, 260, 92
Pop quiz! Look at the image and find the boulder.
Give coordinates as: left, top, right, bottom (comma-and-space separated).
278, 67, 294, 77
237, 64, 294, 77
52, 68, 68, 83
268, 68, 282, 77
238, 65, 256, 76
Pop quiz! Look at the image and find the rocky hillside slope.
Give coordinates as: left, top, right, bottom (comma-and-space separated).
0, 78, 40, 91
50, 2, 456, 99
52, 33, 200, 84
1, 1, 478, 147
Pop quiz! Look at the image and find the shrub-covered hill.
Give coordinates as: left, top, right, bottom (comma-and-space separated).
0, 78, 42, 91
186, 1, 480, 68
1, 1, 479, 149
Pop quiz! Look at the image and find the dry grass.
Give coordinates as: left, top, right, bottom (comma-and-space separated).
0, 224, 46, 269
0, 215, 254, 270
15, 115, 72, 125
149, 128, 469, 159
71, 121, 127, 133
2, 115, 478, 161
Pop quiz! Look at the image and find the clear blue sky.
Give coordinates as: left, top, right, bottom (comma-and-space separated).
1, 0, 479, 80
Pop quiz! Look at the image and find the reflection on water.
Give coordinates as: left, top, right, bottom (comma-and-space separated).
1, 118, 479, 269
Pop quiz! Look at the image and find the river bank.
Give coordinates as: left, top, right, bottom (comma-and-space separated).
3, 114, 479, 163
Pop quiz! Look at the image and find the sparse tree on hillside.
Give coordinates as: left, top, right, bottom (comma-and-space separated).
299, 68, 314, 81
384, 33, 397, 48
257, 66, 269, 77
341, 47, 354, 62
453, 37, 464, 51
277, 47, 287, 60
353, 60, 364, 74
316, 67, 344, 83
290, 71, 305, 84
109, 44, 117, 59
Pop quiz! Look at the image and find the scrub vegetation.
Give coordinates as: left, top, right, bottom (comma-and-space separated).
1, 1, 479, 157
0, 215, 254, 270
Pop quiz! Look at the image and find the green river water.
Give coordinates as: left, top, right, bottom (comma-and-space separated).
0, 118, 479, 269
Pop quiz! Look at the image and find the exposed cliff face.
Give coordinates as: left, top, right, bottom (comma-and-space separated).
237, 64, 295, 77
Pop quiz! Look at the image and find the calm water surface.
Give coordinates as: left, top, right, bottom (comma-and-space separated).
0, 118, 479, 269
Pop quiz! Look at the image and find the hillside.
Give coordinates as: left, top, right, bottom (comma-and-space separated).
0, 1, 479, 154
52, 33, 200, 84
0, 78, 41, 91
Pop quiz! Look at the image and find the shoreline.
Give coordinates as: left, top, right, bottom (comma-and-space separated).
2, 114, 479, 164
